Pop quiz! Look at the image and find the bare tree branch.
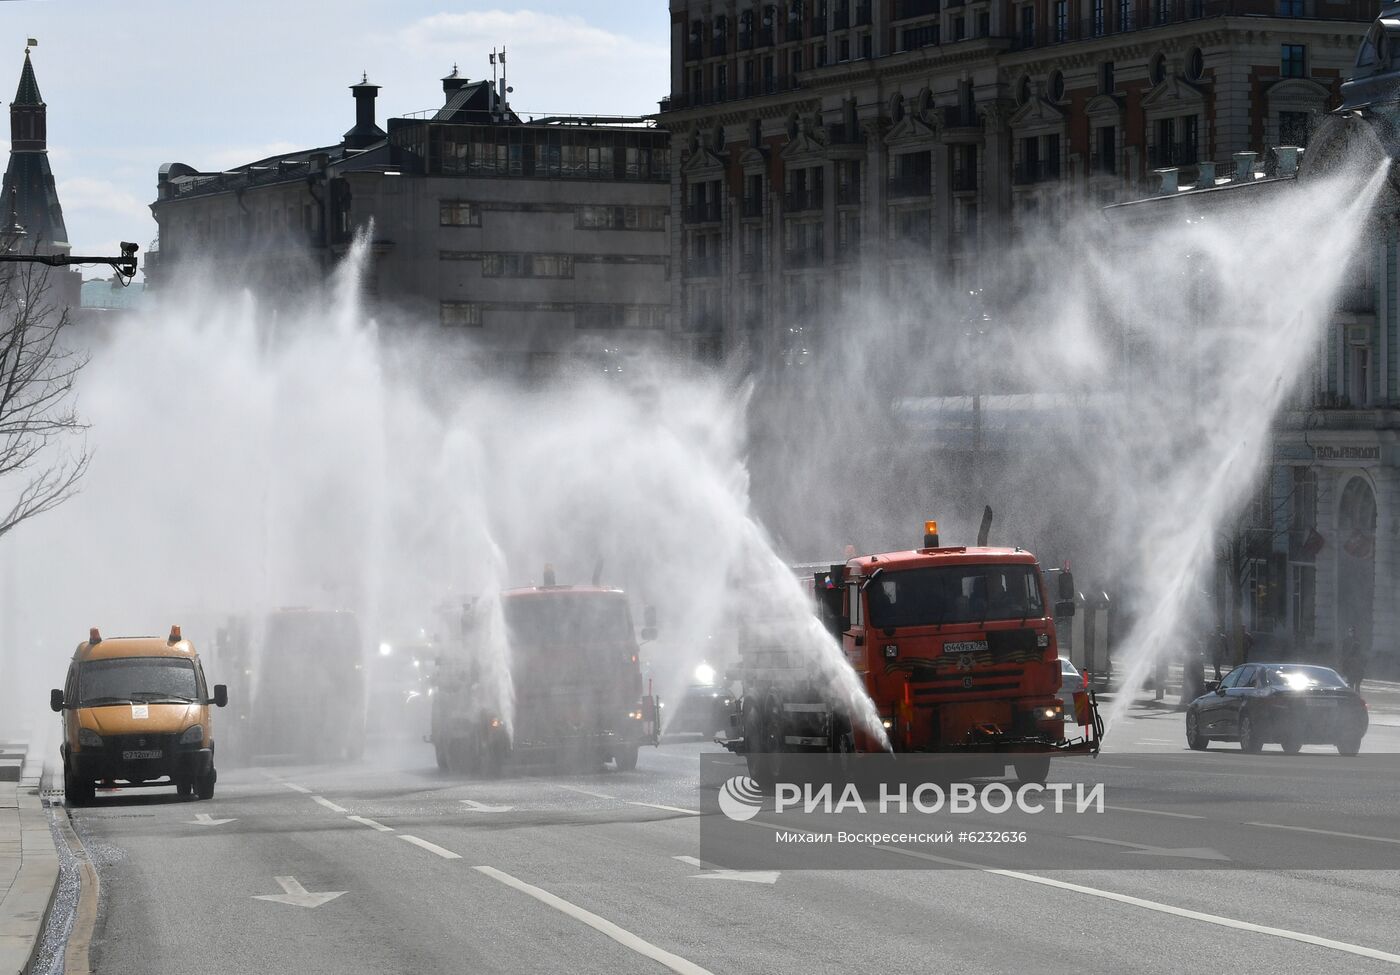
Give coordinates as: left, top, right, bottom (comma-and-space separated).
0, 249, 89, 541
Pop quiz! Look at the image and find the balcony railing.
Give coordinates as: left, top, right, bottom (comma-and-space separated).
684, 255, 723, 278
785, 244, 825, 269
1089, 151, 1118, 175
1010, 0, 1235, 49
944, 106, 980, 129
1338, 284, 1377, 314
740, 196, 764, 218
1147, 142, 1199, 167
684, 202, 721, 224
888, 173, 933, 198
895, 0, 941, 16
784, 189, 823, 213
1013, 160, 1061, 185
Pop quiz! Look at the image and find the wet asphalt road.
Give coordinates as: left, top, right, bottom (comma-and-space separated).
49, 702, 1400, 975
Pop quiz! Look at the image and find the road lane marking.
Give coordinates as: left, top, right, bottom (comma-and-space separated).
312, 795, 349, 813
347, 815, 393, 832
1069, 835, 1230, 861
474, 865, 716, 975
252, 876, 347, 909
187, 812, 236, 826
628, 801, 701, 816
555, 784, 617, 799
400, 834, 462, 859
1245, 822, 1400, 845
1104, 805, 1205, 820
461, 799, 514, 812
281, 782, 313, 794
672, 855, 779, 884
872, 842, 1400, 965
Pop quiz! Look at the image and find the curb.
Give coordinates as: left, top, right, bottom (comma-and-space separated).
0, 745, 60, 975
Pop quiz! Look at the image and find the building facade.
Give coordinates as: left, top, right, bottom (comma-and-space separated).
150, 71, 673, 378
2, 46, 80, 308
659, 0, 1371, 365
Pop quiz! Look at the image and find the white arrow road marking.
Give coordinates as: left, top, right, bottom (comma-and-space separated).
460, 799, 514, 812
187, 813, 235, 826
252, 876, 346, 909
311, 795, 349, 813
672, 855, 779, 884
1071, 835, 1231, 861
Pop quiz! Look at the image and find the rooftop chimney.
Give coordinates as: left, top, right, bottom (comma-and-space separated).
343, 73, 386, 150
1155, 167, 1179, 195
1232, 151, 1257, 183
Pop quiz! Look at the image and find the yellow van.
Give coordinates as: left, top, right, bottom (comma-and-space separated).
50, 626, 228, 804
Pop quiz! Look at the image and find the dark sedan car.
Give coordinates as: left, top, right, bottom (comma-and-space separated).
1185, 663, 1368, 755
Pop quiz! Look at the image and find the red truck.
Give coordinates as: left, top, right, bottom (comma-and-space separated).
719, 520, 1102, 784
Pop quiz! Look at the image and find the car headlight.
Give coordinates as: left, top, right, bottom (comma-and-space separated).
77, 728, 103, 748
180, 725, 205, 745
693, 663, 716, 685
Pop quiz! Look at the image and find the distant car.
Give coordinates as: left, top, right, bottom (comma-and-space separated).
1185, 662, 1368, 756
666, 661, 733, 737
1058, 657, 1088, 722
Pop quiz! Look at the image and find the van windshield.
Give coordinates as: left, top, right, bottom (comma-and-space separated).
79, 657, 200, 705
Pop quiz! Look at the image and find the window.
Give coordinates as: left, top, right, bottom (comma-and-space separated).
1050, 70, 1065, 100
1280, 110, 1311, 147
1250, 472, 1273, 530
1100, 60, 1115, 93
953, 16, 965, 40
1096, 125, 1117, 173
1054, 0, 1068, 40
1290, 565, 1316, 636
439, 201, 481, 226
1150, 52, 1167, 84
1278, 0, 1304, 14
1350, 343, 1371, 406
1290, 467, 1317, 533
1281, 44, 1307, 78
440, 301, 482, 327
978, 11, 990, 35
861, 32, 872, 58
576, 205, 668, 230
1020, 5, 1035, 45
903, 24, 939, 49
575, 304, 668, 329
481, 253, 575, 278
1092, 0, 1106, 33
717, 64, 728, 100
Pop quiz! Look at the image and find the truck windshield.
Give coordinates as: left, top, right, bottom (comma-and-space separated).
504, 593, 633, 649
79, 657, 200, 705
866, 565, 1045, 628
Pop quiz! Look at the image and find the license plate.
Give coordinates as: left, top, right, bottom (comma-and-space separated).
944, 640, 988, 654
122, 749, 162, 760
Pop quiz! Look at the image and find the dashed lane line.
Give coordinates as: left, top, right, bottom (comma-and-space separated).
311, 795, 349, 814
347, 815, 393, 832
1104, 805, 1205, 820
627, 801, 701, 816
474, 864, 716, 975
400, 834, 463, 860
554, 784, 617, 800
1244, 822, 1400, 845
281, 782, 313, 794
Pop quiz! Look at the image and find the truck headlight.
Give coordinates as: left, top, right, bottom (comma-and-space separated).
693, 663, 716, 685
180, 725, 204, 745
78, 728, 103, 748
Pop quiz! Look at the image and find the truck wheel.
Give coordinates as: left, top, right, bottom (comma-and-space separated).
613, 745, 639, 772
1013, 756, 1051, 786
195, 768, 217, 801
176, 778, 194, 798
745, 752, 775, 791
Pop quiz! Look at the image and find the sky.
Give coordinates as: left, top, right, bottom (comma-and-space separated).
0, 1, 671, 277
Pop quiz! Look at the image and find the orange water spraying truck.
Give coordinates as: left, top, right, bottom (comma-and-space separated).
719, 518, 1103, 784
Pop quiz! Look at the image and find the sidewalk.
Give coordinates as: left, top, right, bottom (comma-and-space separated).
0, 741, 59, 975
